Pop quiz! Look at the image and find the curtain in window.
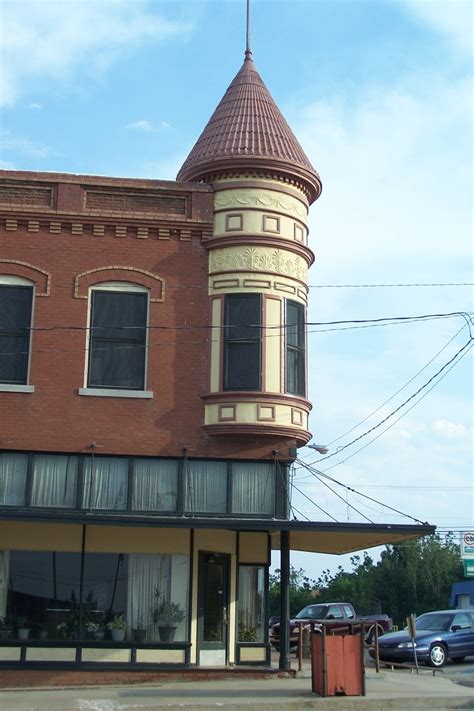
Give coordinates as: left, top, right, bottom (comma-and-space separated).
127, 554, 171, 641
88, 291, 147, 390
0, 453, 28, 505
185, 460, 227, 513
238, 566, 264, 642
0, 551, 9, 619
232, 462, 275, 515
0, 285, 32, 384
82, 457, 128, 510
132, 459, 178, 511
31, 455, 78, 508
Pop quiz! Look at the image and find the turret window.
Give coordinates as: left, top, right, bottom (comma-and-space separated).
224, 294, 262, 390
286, 300, 306, 396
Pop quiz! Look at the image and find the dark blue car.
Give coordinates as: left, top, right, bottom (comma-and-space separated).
368, 609, 474, 668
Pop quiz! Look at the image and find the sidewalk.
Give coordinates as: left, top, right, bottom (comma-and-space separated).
0, 667, 473, 710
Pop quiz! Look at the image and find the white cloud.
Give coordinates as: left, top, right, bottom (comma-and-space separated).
127, 119, 154, 132
403, 0, 473, 57
0, 0, 193, 106
28, 102, 43, 110
1, 131, 52, 158
433, 418, 468, 438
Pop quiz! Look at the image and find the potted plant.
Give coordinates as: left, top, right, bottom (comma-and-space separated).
0, 616, 12, 640
85, 620, 103, 640
152, 591, 185, 642
106, 613, 127, 642
16, 616, 30, 640
132, 615, 147, 643
38, 621, 48, 641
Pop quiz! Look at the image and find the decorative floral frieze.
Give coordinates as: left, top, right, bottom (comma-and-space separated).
215, 190, 306, 218
209, 246, 308, 282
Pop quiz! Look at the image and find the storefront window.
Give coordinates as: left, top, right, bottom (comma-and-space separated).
3, 550, 189, 643
132, 459, 178, 511
232, 463, 275, 515
0, 453, 28, 506
238, 565, 265, 643
185, 460, 227, 514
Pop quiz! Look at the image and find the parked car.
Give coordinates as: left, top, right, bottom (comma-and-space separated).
269, 602, 392, 650
368, 609, 474, 668
268, 615, 280, 629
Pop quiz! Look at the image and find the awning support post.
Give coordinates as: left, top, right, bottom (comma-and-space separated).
279, 529, 291, 671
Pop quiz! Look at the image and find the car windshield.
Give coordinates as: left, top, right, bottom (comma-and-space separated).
416, 613, 453, 631
295, 605, 328, 620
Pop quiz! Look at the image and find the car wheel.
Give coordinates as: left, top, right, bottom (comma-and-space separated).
366, 624, 383, 645
428, 643, 447, 668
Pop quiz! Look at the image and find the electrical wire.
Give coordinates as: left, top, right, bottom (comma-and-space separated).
301, 323, 469, 452
319, 341, 472, 473
304, 337, 473, 467
290, 480, 339, 523
294, 457, 429, 526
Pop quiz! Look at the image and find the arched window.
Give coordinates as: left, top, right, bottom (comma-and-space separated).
83, 282, 151, 395
0, 275, 34, 388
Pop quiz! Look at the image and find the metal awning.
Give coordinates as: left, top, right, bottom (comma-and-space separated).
269, 521, 436, 555
0, 510, 435, 555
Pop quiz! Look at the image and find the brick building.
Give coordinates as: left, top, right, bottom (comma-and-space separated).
0, 49, 432, 673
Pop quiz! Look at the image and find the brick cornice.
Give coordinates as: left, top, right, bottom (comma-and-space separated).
202, 423, 312, 446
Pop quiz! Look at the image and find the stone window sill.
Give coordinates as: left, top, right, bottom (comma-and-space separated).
78, 388, 153, 399
0, 384, 35, 393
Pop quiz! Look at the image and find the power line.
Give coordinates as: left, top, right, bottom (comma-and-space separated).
310, 282, 474, 289
318, 341, 472, 473
312, 323, 468, 450
294, 457, 429, 526
304, 337, 473, 467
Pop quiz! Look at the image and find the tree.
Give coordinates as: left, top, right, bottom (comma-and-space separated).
268, 566, 318, 617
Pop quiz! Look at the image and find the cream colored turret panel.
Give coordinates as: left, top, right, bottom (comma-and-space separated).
213, 180, 308, 219
209, 245, 308, 283
204, 401, 308, 431
210, 297, 222, 393
265, 297, 282, 393
214, 209, 308, 245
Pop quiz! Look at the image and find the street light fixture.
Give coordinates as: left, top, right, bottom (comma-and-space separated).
307, 443, 329, 455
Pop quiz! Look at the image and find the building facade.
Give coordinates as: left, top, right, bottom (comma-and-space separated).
0, 51, 432, 674
0, 51, 321, 670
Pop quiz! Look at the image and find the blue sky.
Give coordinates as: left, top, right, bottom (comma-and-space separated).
1, 0, 472, 578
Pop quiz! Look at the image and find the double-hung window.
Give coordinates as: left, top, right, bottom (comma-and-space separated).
286, 300, 306, 396
0, 278, 34, 386
224, 294, 262, 390
87, 285, 148, 391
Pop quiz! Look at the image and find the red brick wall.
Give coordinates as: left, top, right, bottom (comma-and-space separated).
0, 172, 295, 461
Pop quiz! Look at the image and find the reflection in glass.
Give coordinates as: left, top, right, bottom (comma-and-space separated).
238, 566, 264, 642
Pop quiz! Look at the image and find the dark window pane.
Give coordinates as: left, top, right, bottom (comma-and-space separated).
286, 300, 306, 396
224, 295, 261, 390
0, 286, 33, 384
88, 291, 147, 390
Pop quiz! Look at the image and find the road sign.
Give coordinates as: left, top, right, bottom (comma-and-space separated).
461, 532, 474, 558
463, 560, 474, 577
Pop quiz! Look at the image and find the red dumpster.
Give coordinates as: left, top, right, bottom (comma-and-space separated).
311, 627, 365, 697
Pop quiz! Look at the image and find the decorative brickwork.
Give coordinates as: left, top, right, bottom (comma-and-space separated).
74, 266, 165, 302
0, 259, 51, 296
0, 184, 53, 207
85, 189, 186, 215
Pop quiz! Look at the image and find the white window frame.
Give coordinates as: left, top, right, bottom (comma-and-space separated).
0, 275, 35, 393
78, 282, 153, 399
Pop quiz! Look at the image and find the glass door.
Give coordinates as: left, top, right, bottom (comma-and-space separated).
197, 552, 230, 666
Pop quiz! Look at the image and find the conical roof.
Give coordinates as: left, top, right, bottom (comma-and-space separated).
177, 55, 321, 203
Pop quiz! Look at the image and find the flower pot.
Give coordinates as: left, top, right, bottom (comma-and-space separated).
39, 630, 48, 641
158, 625, 177, 642
94, 630, 104, 641
18, 628, 30, 640
111, 628, 126, 642
133, 628, 147, 643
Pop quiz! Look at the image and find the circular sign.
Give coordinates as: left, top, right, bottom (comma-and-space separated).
463, 532, 474, 546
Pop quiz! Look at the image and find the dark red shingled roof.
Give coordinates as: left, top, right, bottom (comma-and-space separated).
177, 56, 321, 203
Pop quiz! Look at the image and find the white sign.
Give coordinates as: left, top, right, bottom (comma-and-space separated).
461, 532, 474, 558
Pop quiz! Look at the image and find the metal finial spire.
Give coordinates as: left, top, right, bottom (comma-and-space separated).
245, 0, 253, 61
